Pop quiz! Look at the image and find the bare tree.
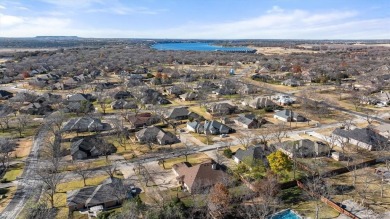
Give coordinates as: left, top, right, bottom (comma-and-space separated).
102, 161, 118, 179
0, 115, 12, 132
15, 114, 29, 137
96, 92, 111, 114
237, 132, 256, 149
73, 162, 92, 186
35, 162, 64, 208
270, 123, 288, 143
0, 138, 16, 169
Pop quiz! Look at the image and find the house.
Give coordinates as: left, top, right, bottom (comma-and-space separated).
213, 86, 236, 96
0, 90, 13, 99
251, 74, 271, 82
243, 96, 276, 109
204, 120, 234, 135
71, 137, 117, 160
138, 88, 170, 105
19, 102, 53, 115
273, 139, 330, 158
135, 126, 179, 145
172, 160, 229, 193
238, 84, 257, 95
194, 81, 218, 91
332, 127, 388, 151
281, 78, 303, 87
186, 121, 204, 133
111, 100, 137, 110
127, 113, 160, 129
272, 95, 295, 106
233, 145, 267, 164
167, 86, 185, 96
67, 178, 132, 212
9, 92, 37, 103
233, 114, 261, 129
208, 103, 237, 116
274, 110, 306, 122
179, 92, 198, 101
67, 93, 95, 102
165, 107, 199, 121
65, 101, 94, 113
125, 79, 144, 87
113, 91, 133, 100
62, 117, 109, 132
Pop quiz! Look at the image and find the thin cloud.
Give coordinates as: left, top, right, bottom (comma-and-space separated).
0, 5, 6, 9
86, 6, 166, 15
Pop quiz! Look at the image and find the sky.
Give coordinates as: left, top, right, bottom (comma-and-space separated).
0, 0, 389, 39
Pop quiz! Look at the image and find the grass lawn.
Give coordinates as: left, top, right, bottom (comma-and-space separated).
63, 158, 109, 171
190, 133, 214, 145
1, 163, 24, 182
0, 187, 17, 212
189, 106, 212, 120
160, 152, 211, 169
326, 164, 390, 214
54, 175, 112, 219
0, 123, 41, 138
291, 200, 340, 218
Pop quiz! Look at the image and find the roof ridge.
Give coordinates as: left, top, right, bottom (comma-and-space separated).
85, 184, 102, 207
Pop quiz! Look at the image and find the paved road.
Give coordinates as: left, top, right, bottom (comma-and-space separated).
0, 126, 47, 219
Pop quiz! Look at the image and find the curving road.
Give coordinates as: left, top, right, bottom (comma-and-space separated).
0, 126, 47, 219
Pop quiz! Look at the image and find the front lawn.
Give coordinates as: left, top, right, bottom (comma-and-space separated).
160, 153, 211, 169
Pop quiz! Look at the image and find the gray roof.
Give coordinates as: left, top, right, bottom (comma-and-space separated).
204, 120, 233, 134
234, 146, 264, 162
67, 179, 130, 208
136, 126, 179, 145
332, 127, 388, 147
62, 117, 106, 132
234, 114, 257, 126
166, 107, 190, 119
274, 110, 303, 120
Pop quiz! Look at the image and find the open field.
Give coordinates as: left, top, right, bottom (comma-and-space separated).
249, 46, 318, 55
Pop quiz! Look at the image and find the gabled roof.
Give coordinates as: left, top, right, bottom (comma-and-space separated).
234, 114, 257, 126
204, 120, 233, 133
234, 146, 264, 162
332, 127, 388, 147
67, 179, 130, 208
173, 161, 228, 192
166, 107, 190, 119
67, 93, 89, 102
274, 110, 303, 119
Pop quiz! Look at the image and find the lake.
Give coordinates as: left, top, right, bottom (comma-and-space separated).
151, 42, 255, 52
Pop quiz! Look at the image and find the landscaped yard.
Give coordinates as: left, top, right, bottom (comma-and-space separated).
1, 163, 24, 182
326, 164, 390, 214
54, 175, 113, 219
160, 152, 211, 169
190, 133, 214, 145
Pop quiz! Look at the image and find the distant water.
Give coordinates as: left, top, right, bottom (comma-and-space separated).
152, 42, 254, 52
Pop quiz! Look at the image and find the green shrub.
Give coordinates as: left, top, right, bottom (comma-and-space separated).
223, 148, 233, 158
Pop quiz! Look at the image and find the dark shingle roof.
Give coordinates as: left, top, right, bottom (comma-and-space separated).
234, 146, 264, 161
333, 127, 388, 147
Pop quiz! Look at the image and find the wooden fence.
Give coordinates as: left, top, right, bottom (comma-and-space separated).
297, 181, 360, 219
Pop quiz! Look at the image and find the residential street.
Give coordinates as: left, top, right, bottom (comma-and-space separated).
0, 126, 47, 219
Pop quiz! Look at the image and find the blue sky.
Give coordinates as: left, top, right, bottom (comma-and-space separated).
0, 0, 389, 39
